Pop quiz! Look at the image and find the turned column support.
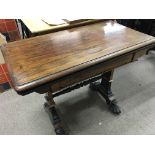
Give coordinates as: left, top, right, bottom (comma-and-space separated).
44, 89, 66, 135
90, 70, 121, 115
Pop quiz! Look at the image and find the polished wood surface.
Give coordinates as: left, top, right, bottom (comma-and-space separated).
1, 20, 155, 92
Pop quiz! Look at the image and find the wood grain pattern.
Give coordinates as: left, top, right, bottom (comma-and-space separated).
51, 52, 133, 93
1, 20, 155, 92
50, 43, 155, 93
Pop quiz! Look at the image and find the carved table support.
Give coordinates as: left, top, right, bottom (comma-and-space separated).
90, 70, 121, 115
44, 90, 66, 135
44, 70, 121, 134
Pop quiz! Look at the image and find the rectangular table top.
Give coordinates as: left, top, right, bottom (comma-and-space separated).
1, 20, 155, 92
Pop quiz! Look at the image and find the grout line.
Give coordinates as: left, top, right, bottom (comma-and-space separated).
3, 20, 19, 40
1, 65, 12, 87
0, 65, 4, 76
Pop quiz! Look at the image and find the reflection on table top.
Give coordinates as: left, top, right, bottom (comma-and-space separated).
2, 20, 155, 92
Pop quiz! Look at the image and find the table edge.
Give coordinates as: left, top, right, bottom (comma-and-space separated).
4, 38, 155, 93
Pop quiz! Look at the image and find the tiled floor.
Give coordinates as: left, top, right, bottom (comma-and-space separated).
0, 19, 21, 92
0, 19, 20, 42
0, 64, 12, 93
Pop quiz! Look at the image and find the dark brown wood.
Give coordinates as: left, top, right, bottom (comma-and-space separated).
90, 70, 121, 114
53, 74, 103, 97
51, 52, 133, 93
1, 20, 155, 93
12, 43, 154, 96
1, 20, 155, 134
44, 90, 66, 135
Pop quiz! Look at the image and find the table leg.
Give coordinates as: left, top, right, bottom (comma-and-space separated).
44, 90, 66, 135
89, 70, 121, 115
19, 20, 32, 38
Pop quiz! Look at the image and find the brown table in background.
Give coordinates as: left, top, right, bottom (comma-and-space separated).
1, 20, 155, 134
19, 19, 104, 38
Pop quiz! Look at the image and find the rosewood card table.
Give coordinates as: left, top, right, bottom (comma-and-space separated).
1, 20, 155, 134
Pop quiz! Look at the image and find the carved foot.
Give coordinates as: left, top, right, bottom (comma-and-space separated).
108, 100, 121, 115
89, 82, 121, 115
55, 126, 66, 135
44, 102, 66, 135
